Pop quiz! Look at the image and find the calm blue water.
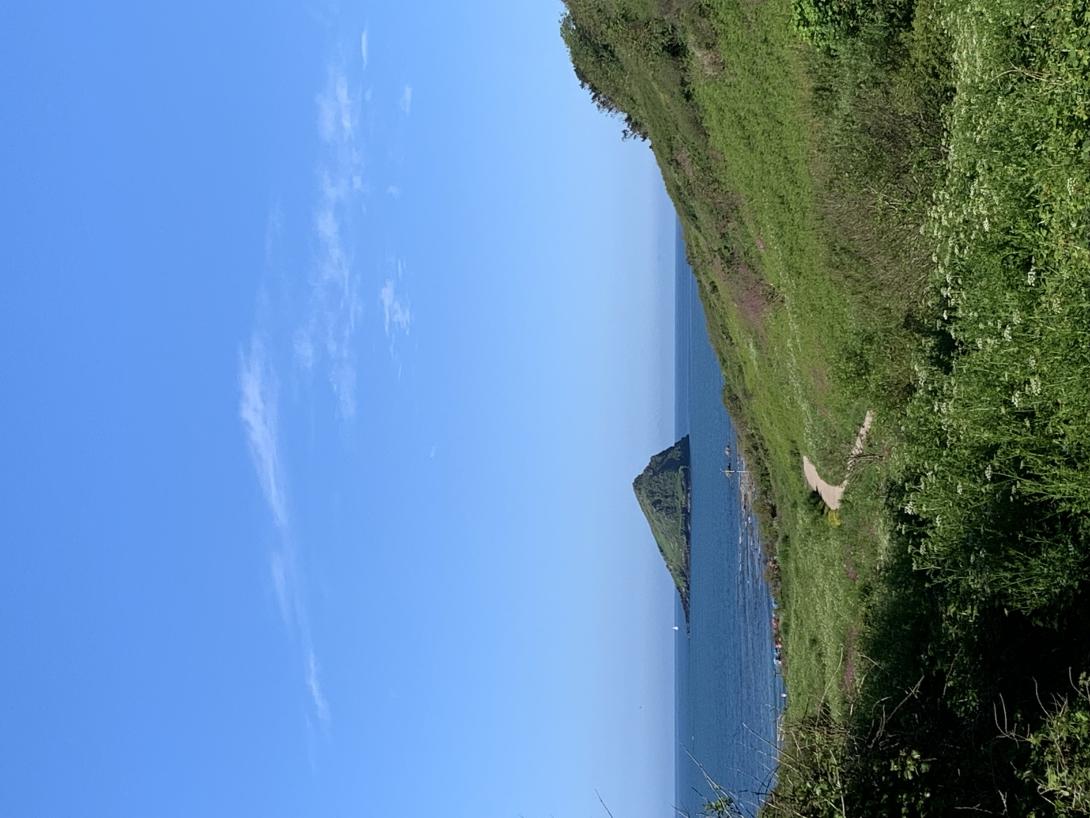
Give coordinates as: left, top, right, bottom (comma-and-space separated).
674, 224, 784, 817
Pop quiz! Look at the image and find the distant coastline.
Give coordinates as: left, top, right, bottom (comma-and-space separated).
670, 223, 782, 817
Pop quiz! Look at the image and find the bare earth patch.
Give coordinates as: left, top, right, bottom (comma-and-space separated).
712, 255, 779, 343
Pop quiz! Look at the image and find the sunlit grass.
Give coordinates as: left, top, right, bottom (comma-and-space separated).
562, 0, 1090, 811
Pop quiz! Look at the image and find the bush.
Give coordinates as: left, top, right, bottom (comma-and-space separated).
792, 0, 868, 50
1023, 676, 1090, 817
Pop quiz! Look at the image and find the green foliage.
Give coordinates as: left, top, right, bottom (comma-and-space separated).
1023, 676, 1090, 817
633, 437, 691, 617
896, 0, 1090, 622
564, 0, 1090, 814
792, 0, 869, 49
561, 0, 692, 140
792, 0, 916, 51
702, 795, 743, 817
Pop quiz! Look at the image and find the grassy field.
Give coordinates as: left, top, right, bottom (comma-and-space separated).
564, 0, 1090, 813
565, 0, 919, 723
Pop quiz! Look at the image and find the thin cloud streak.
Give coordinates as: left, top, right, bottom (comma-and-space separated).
239, 337, 330, 726
243, 46, 422, 732
239, 338, 287, 531
306, 649, 331, 724
295, 62, 366, 420
269, 546, 330, 724
379, 278, 411, 337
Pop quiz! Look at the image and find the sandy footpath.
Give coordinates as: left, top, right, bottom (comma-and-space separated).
802, 411, 874, 511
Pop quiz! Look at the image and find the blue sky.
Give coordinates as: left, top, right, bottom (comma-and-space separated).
0, 2, 678, 816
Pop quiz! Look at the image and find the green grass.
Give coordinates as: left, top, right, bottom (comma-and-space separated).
669, 0, 881, 720
899, 0, 1090, 623
564, 0, 910, 725
564, 0, 1090, 812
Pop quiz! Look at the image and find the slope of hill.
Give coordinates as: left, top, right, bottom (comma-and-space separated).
633, 436, 691, 621
565, 0, 1090, 814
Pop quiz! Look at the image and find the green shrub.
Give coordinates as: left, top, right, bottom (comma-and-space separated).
792, 0, 868, 50
1023, 676, 1090, 817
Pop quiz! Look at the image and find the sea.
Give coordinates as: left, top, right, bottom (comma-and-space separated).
673, 222, 784, 817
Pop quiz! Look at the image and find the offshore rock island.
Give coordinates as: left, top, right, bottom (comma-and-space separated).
633, 436, 691, 622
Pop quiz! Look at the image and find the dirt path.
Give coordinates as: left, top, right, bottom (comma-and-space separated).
802, 411, 874, 511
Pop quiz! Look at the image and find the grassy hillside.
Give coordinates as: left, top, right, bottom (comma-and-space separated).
564, 0, 1090, 813
633, 436, 691, 619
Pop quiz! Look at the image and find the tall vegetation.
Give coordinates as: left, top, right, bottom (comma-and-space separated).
564, 0, 1090, 813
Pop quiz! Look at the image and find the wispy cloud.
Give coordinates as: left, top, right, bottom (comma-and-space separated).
306, 649, 331, 724
270, 544, 330, 726
238, 338, 330, 725
242, 41, 426, 735
239, 338, 287, 531
296, 63, 367, 420
379, 278, 412, 337
317, 68, 355, 144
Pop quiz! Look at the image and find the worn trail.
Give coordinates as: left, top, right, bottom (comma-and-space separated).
801, 411, 874, 511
